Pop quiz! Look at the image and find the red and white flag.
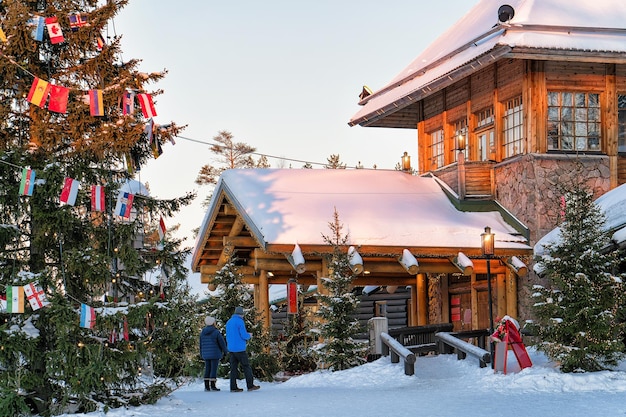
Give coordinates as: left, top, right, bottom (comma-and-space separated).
60, 177, 80, 206
138, 93, 157, 118
45, 16, 64, 44
24, 282, 49, 311
91, 185, 105, 212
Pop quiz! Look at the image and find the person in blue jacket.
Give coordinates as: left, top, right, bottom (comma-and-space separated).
199, 316, 227, 391
225, 306, 260, 392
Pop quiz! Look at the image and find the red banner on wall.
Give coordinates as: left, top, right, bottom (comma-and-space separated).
287, 280, 297, 314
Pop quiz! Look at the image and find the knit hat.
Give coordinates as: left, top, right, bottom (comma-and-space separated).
234, 306, 244, 316
205, 316, 216, 326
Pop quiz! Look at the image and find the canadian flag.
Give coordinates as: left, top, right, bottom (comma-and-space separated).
45, 16, 64, 44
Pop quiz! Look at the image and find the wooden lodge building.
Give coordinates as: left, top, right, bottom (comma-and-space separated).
192, 0, 626, 334
349, 0, 626, 319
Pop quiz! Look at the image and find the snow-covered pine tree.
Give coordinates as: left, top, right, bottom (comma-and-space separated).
532, 185, 626, 372
316, 209, 366, 371
0, 1, 197, 414
204, 257, 279, 381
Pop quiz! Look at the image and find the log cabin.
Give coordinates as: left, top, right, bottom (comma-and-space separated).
192, 168, 532, 333
349, 0, 626, 319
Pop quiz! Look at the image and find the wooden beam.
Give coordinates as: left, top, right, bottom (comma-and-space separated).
200, 264, 256, 277
224, 235, 258, 247
251, 258, 322, 272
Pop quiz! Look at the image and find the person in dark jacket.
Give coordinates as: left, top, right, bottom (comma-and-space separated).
225, 306, 260, 392
199, 316, 227, 391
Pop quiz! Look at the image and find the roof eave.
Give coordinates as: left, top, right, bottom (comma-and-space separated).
349, 45, 512, 128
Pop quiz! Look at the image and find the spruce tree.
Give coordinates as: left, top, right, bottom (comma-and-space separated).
0, 1, 197, 414
532, 186, 625, 372
316, 209, 366, 371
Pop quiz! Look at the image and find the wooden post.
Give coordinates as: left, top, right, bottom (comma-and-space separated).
258, 270, 270, 331
417, 273, 428, 325
496, 273, 506, 320
506, 269, 518, 319
410, 284, 418, 326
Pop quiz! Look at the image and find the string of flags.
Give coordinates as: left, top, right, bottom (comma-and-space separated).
2, 12, 157, 120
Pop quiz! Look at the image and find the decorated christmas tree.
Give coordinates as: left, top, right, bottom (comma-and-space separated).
0, 1, 197, 414
532, 186, 626, 372
316, 209, 366, 371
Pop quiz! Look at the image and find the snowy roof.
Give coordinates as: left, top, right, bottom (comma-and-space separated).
534, 183, 626, 256
192, 169, 529, 268
350, 0, 626, 127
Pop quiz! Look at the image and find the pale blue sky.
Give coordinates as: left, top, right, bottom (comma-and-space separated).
113, 0, 479, 287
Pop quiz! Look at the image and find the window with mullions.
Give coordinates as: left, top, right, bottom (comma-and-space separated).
618, 95, 626, 153
429, 129, 444, 170
503, 96, 524, 158
547, 92, 601, 152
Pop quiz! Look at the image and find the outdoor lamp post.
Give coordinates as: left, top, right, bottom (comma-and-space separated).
481, 226, 495, 368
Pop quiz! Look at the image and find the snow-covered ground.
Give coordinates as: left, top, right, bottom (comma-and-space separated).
62, 347, 626, 417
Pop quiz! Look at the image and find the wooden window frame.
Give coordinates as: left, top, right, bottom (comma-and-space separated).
547, 91, 601, 152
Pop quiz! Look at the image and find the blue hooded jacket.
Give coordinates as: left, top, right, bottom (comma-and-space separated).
225, 314, 251, 353
199, 325, 227, 360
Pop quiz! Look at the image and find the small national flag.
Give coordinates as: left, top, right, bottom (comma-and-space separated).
115, 191, 134, 219
138, 93, 157, 118
19, 168, 36, 196
60, 177, 80, 206
89, 89, 104, 116
27, 77, 51, 108
123, 316, 129, 341
109, 327, 117, 343
158, 217, 166, 241
0, 294, 6, 312
68, 13, 88, 31
0, 26, 7, 43
24, 282, 49, 311
28, 15, 45, 41
80, 304, 96, 329
48, 84, 70, 113
6, 286, 24, 314
96, 32, 105, 50
45, 16, 64, 44
122, 91, 135, 115
91, 185, 105, 212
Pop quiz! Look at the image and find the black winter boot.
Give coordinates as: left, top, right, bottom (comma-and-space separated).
210, 379, 220, 391
204, 379, 211, 391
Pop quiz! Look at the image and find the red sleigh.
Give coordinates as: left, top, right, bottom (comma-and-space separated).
492, 318, 532, 374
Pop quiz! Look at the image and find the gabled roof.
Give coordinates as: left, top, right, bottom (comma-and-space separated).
191, 169, 530, 272
349, 0, 626, 128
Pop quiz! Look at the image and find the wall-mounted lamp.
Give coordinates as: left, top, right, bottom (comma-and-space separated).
286, 243, 306, 274
348, 246, 364, 274
457, 134, 466, 151
401, 151, 411, 172
398, 249, 419, 275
